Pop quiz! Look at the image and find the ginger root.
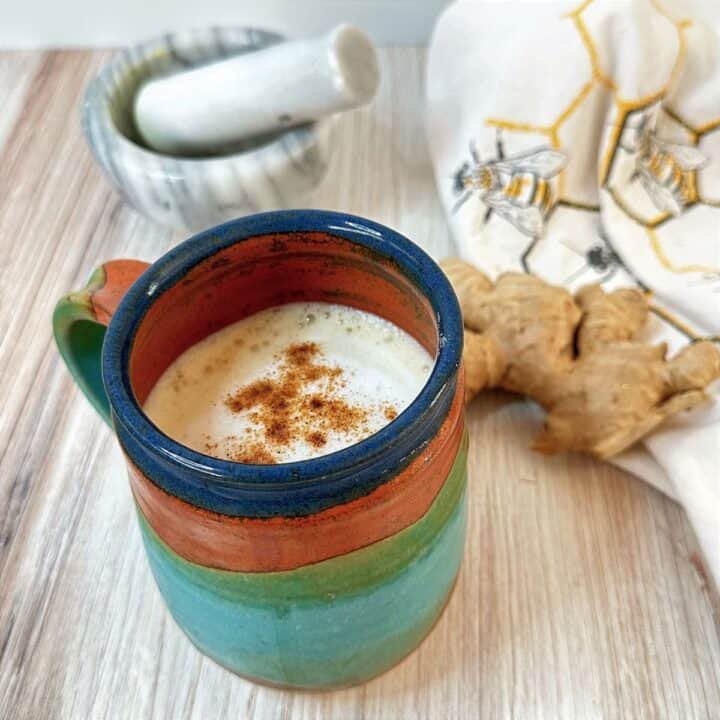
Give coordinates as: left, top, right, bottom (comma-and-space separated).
442, 259, 720, 459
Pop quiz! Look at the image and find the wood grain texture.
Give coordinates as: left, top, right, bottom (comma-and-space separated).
0, 48, 718, 720
0, 52, 42, 148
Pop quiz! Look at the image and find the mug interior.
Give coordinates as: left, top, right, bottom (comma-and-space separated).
129, 231, 438, 413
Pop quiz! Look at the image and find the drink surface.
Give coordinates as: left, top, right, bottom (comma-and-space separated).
143, 302, 434, 463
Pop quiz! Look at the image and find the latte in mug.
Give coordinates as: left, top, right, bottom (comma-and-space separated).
143, 301, 433, 463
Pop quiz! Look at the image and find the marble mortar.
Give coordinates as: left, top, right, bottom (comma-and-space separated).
81, 27, 334, 232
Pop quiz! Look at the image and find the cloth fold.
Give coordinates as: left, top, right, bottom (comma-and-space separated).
426, 0, 719, 585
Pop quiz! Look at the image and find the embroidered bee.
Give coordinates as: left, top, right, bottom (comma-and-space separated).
622, 115, 708, 216
561, 223, 638, 287
452, 136, 567, 238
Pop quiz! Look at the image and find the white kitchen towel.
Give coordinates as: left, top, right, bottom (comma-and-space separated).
426, 0, 720, 585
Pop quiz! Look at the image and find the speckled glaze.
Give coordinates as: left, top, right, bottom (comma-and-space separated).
82, 29, 334, 232
53, 210, 467, 689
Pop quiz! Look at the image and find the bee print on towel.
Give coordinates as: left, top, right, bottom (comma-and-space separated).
453, 133, 567, 237
561, 221, 642, 288
619, 110, 708, 216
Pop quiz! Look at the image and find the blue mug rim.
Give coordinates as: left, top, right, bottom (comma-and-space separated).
102, 210, 463, 509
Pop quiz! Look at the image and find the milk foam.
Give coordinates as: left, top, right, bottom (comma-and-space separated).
143, 302, 434, 463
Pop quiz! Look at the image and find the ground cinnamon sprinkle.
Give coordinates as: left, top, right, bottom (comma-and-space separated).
384, 406, 398, 421
228, 441, 277, 464
305, 430, 327, 448
203, 434, 278, 464
223, 341, 371, 463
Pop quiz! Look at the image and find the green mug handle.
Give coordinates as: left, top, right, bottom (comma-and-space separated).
53, 260, 150, 425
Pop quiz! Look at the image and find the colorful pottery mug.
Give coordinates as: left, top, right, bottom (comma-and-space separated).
53, 210, 467, 689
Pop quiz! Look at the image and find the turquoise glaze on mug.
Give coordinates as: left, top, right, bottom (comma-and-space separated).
53, 210, 467, 689
141, 439, 467, 687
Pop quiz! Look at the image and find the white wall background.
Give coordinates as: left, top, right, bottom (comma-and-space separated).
0, 0, 451, 47
2, 0, 717, 49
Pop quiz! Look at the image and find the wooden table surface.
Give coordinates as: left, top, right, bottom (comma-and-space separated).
0, 47, 719, 720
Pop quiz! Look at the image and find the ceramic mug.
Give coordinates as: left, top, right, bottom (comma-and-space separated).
53, 210, 467, 689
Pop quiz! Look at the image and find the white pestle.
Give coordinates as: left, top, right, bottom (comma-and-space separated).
134, 24, 379, 156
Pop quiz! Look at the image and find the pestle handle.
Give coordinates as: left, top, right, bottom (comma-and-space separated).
134, 25, 380, 156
